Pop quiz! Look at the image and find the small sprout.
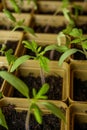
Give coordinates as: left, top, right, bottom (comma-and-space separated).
0, 72, 65, 130
57, 27, 87, 65
3, 9, 35, 35
3, 9, 16, 22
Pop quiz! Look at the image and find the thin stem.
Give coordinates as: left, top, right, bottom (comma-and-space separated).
25, 110, 30, 130
40, 67, 45, 85
50, 50, 54, 60
25, 99, 31, 130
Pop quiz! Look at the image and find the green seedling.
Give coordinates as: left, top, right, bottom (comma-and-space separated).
22, 40, 50, 85
3, 9, 35, 35
0, 72, 66, 130
57, 26, 87, 65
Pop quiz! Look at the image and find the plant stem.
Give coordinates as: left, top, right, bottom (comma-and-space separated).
49, 50, 54, 60
25, 107, 30, 130
40, 67, 45, 85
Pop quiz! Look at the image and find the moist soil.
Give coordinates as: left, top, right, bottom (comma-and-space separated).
13, 73, 63, 100
33, 23, 87, 34
0, 40, 18, 56
32, 24, 66, 34
71, 44, 86, 60
72, 51, 86, 60
73, 77, 87, 101
75, 23, 87, 34
0, 104, 61, 130
74, 116, 87, 130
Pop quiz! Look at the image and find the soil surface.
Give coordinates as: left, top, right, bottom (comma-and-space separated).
13, 73, 63, 100
33, 24, 66, 34
0, 104, 61, 130
73, 77, 87, 101
75, 23, 87, 34
74, 122, 87, 130
74, 116, 87, 130
72, 51, 86, 60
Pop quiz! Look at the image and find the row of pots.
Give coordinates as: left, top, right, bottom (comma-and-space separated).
0, 0, 87, 15
0, 30, 87, 129
0, 0, 87, 129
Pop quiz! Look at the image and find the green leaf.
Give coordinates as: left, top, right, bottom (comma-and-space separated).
44, 45, 57, 52
30, 104, 42, 124
38, 95, 48, 99
57, 32, 65, 46
22, 26, 35, 35
39, 56, 49, 72
69, 28, 82, 37
35, 83, 49, 99
22, 41, 37, 52
0, 108, 8, 129
56, 45, 69, 53
32, 88, 37, 97
62, 0, 69, 8
0, 92, 3, 99
58, 48, 79, 66
37, 46, 41, 53
17, 19, 25, 26
13, 25, 35, 36
63, 24, 74, 35
81, 37, 87, 41
82, 41, 87, 49
5, 49, 17, 65
0, 71, 29, 98
71, 38, 81, 44
10, 0, 21, 13
3, 9, 16, 22
42, 102, 66, 122
10, 55, 30, 72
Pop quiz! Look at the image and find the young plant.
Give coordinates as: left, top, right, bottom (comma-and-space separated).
20, 40, 50, 85
3, 9, 35, 35
0, 71, 66, 130
57, 27, 87, 65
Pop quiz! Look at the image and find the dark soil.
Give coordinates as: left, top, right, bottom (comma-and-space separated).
72, 7, 87, 16
33, 24, 66, 34
74, 116, 87, 130
72, 51, 86, 60
71, 44, 86, 60
73, 77, 87, 101
0, 25, 23, 31
13, 73, 63, 100
75, 23, 87, 34
0, 40, 18, 56
74, 122, 87, 130
0, 104, 61, 130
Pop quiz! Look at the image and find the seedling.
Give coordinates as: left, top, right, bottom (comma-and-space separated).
19, 40, 50, 85
3, 9, 35, 35
0, 72, 66, 130
57, 27, 87, 65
